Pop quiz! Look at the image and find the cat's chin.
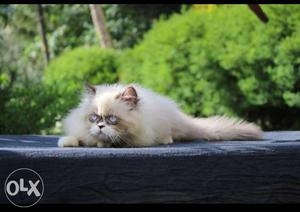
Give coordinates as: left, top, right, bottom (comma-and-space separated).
92, 133, 128, 147
92, 132, 111, 142
92, 133, 116, 144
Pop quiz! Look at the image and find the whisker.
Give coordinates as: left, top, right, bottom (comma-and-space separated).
117, 134, 134, 147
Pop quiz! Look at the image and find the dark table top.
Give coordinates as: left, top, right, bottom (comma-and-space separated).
0, 131, 300, 158
1, 131, 300, 204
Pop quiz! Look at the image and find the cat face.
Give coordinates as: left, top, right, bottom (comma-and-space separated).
85, 85, 140, 147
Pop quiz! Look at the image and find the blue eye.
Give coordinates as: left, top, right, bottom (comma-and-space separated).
89, 114, 100, 123
107, 115, 118, 125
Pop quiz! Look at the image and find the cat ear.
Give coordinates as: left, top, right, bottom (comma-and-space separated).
117, 86, 139, 108
85, 83, 96, 96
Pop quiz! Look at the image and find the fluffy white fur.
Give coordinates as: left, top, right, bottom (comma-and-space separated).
58, 83, 263, 148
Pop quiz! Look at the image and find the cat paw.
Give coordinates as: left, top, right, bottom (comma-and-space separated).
97, 141, 111, 148
58, 136, 79, 147
161, 137, 173, 145
97, 141, 105, 148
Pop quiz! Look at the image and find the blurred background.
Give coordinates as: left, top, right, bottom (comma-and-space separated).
0, 4, 299, 135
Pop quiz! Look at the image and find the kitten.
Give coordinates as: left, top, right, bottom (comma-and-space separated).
58, 83, 263, 148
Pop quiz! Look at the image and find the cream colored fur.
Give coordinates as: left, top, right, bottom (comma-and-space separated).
58, 83, 263, 148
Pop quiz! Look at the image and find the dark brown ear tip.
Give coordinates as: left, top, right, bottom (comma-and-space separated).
85, 83, 96, 95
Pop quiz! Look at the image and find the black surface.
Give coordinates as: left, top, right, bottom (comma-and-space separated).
0, 131, 300, 204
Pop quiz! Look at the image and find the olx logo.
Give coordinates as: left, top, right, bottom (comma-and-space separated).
4, 168, 44, 207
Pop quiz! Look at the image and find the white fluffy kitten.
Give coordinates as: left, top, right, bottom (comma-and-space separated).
58, 83, 262, 148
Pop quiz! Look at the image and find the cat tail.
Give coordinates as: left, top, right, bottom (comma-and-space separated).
173, 114, 263, 141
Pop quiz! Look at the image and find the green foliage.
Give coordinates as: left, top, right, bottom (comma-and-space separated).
0, 84, 60, 134
0, 4, 12, 26
44, 46, 119, 89
0, 4, 181, 87
0, 5, 99, 85
120, 5, 300, 130
45, 4, 98, 56
103, 4, 182, 48
0, 5, 47, 85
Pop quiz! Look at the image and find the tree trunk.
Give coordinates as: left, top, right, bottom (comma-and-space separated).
36, 4, 50, 64
89, 4, 112, 48
248, 4, 269, 23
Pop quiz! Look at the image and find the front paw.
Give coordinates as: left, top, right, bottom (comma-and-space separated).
58, 136, 79, 147
97, 141, 111, 148
161, 137, 173, 145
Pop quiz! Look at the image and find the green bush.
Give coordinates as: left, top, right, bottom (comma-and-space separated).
103, 4, 182, 48
44, 47, 119, 130
120, 5, 300, 130
0, 84, 60, 134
